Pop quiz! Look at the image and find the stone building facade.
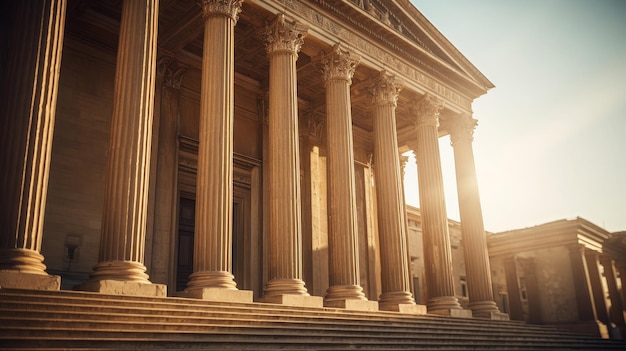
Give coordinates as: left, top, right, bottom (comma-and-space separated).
1, 0, 503, 322
488, 218, 626, 338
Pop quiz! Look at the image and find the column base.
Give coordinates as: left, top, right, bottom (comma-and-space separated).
0, 270, 60, 290
260, 294, 323, 308
177, 287, 253, 303
378, 290, 416, 310
468, 301, 508, 319
78, 279, 166, 297
427, 295, 463, 313
324, 299, 379, 311
380, 302, 427, 315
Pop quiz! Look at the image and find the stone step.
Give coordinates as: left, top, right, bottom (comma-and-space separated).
0, 288, 549, 331
2, 327, 620, 350
0, 307, 595, 343
2, 288, 624, 350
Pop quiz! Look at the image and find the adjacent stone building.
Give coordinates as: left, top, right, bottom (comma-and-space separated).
488, 218, 626, 338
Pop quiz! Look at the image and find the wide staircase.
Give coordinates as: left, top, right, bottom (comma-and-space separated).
1, 288, 624, 350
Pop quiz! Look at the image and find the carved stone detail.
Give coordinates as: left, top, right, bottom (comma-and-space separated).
157, 56, 187, 89
370, 71, 402, 107
261, 14, 308, 57
274, 0, 471, 110
446, 113, 477, 146
200, 0, 243, 22
413, 94, 443, 128
319, 43, 360, 85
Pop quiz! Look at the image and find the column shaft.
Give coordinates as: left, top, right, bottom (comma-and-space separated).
149, 56, 186, 285
371, 72, 415, 310
448, 115, 500, 317
261, 14, 310, 297
413, 94, 461, 312
186, 0, 242, 292
86, 0, 160, 288
321, 44, 367, 304
0, 0, 66, 289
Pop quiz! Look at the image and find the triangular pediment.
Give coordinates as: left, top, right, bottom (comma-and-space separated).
318, 0, 494, 97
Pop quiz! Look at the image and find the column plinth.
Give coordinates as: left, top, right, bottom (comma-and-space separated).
412, 94, 462, 314
260, 14, 321, 307
446, 114, 504, 319
319, 44, 372, 310
370, 72, 420, 313
182, 0, 252, 304
0, 0, 66, 290
80, 0, 164, 297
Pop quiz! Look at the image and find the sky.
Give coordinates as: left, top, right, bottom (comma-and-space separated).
403, 0, 626, 233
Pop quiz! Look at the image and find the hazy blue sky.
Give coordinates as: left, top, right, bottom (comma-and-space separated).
403, 0, 626, 233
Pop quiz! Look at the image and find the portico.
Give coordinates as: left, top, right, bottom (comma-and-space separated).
2, 0, 503, 319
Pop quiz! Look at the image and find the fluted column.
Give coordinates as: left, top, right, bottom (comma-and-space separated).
81, 0, 163, 296
600, 256, 626, 330
183, 0, 250, 302
447, 114, 502, 318
260, 15, 319, 306
320, 44, 372, 309
0, 0, 66, 290
370, 72, 418, 312
413, 94, 462, 314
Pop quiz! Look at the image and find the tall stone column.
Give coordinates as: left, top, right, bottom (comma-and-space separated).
585, 250, 610, 324
182, 0, 251, 303
446, 114, 504, 319
260, 14, 321, 307
0, 0, 66, 290
320, 44, 374, 310
600, 255, 626, 333
412, 94, 463, 315
80, 0, 164, 297
370, 72, 421, 313
148, 56, 187, 285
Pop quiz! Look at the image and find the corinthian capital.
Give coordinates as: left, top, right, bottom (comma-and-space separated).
200, 0, 243, 22
157, 55, 188, 89
370, 71, 402, 107
446, 113, 477, 146
413, 94, 443, 128
261, 14, 308, 57
319, 43, 360, 85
